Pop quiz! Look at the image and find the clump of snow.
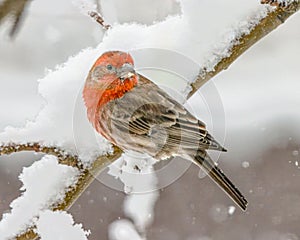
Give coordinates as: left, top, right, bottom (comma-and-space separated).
0, 155, 79, 239
108, 152, 159, 234
242, 161, 250, 168
124, 191, 159, 233
209, 204, 229, 223
108, 219, 144, 240
228, 205, 236, 215
108, 151, 157, 193
36, 210, 90, 240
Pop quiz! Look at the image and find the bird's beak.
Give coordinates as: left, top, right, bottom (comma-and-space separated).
118, 64, 136, 81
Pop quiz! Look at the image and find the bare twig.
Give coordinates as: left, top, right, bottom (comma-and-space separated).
88, 10, 111, 30
0, 142, 122, 240
0, 0, 31, 37
188, 1, 299, 98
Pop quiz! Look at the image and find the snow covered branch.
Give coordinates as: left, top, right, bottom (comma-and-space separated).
0, 143, 122, 240
188, 1, 299, 98
0, 143, 80, 167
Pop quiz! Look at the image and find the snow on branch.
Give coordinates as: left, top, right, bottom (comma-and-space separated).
0, 142, 81, 168
36, 210, 91, 239
188, 1, 299, 98
0, 143, 122, 240
0, 155, 80, 239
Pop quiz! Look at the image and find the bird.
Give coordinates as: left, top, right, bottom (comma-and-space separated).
83, 50, 248, 211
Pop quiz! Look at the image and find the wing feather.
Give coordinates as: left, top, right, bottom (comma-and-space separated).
100, 74, 225, 158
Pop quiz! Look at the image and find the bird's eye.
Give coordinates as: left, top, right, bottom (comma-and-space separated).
106, 64, 113, 70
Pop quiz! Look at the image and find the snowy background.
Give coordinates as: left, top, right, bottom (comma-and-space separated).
0, 0, 300, 239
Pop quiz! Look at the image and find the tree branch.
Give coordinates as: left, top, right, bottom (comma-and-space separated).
88, 11, 111, 30
0, 0, 31, 37
187, 1, 299, 98
0, 143, 80, 167
0, 143, 122, 240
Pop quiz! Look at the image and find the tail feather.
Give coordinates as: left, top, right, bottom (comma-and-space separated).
194, 153, 248, 211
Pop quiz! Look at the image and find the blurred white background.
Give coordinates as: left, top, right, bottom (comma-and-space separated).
1, 0, 300, 239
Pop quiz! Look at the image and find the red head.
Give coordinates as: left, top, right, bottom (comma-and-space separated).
83, 51, 138, 126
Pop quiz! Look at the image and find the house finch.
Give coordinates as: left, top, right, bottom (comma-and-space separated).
83, 51, 248, 210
